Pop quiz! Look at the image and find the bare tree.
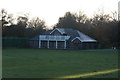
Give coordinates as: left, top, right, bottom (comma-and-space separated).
24, 17, 46, 37
0, 9, 14, 26
28, 17, 46, 29
75, 11, 88, 23
111, 11, 118, 21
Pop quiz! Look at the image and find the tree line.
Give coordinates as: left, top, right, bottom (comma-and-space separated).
0, 9, 119, 48
1, 9, 47, 38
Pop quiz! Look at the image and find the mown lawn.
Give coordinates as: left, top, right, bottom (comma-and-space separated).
2, 49, 118, 78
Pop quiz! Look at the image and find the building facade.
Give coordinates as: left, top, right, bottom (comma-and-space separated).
29, 28, 98, 49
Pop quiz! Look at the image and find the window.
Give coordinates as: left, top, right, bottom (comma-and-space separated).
63, 33, 67, 36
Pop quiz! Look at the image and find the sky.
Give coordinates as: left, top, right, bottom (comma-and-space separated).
0, 0, 119, 27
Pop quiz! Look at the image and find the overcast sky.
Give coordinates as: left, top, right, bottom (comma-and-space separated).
0, 0, 119, 26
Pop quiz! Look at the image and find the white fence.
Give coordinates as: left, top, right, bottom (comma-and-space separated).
39, 35, 70, 41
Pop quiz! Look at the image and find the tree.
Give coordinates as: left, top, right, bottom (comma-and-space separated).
75, 11, 88, 24
55, 12, 79, 29
14, 16, 29, 37
17, 16, 28, 27
28, 17, 46, 29
111, 11, 118, 21
90, 9, 118, 48
75, 12, 93, 36
25, 17, 46, 37
0, 9, 14, 26
1, 9, 14, 37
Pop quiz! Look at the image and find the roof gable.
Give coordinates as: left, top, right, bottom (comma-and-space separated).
71, 37, 81, 42
50, 28, 63, 34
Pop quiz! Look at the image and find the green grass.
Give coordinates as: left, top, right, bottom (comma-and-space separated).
2, 49, 118, 78
85, 71, 119, 78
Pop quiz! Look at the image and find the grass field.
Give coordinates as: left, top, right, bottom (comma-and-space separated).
2, 49, 119, 78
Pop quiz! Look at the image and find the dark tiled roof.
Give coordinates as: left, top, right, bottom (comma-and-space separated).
55, 28, 96, 42
77, 31, 96, 42
60, 28, 79, 41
